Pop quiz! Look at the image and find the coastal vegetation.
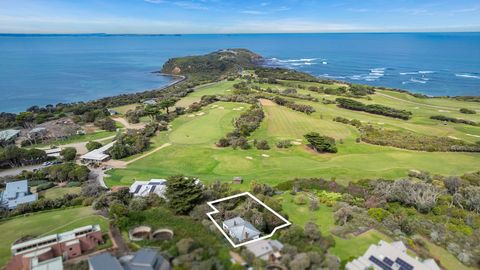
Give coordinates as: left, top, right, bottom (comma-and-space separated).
336, 97, 413, 120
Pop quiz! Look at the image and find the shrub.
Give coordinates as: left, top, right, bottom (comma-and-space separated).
293, 194, 308, 205
460, 108, 476, 114
86, 141, 102, 151
60, 147, 77, 161
336, 98, 412, 120
276, 140, 292, 148
255, 140, 270, 150
430, 115, 477, 126
368, 208, 391, 222
304, 132, 337, 153
36, 182, 55, 192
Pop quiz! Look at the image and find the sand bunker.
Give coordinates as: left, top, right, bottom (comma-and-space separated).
261, 154, 270, 158
246, 156, 253, 160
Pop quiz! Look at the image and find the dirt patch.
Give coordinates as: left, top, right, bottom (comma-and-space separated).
259, 99, 275, 106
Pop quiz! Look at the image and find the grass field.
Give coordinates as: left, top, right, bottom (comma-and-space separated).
40, 186, 82, 199
0, 207, 108, 267
106, 80, 480, 187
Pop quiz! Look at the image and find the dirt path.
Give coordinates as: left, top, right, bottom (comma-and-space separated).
112, 117, 145, 130
376, 91, 458, 110
259, 98, 275, 106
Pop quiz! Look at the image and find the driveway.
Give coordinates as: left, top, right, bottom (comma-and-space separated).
0, 164, 44, 178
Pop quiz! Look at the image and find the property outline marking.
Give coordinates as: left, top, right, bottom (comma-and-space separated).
206, 192, 291, 248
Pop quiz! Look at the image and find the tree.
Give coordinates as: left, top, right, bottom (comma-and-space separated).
158, 98, 177, 114
334, 206, 352, 225
60, 147, 77, 161
166, 175, 203, 214
129, 197, 148, 211
304, 132, 337, 153
86, 141, 103, 151
255, 139, 270, 150
94, 117, 116, 131
309, 198, 319, 211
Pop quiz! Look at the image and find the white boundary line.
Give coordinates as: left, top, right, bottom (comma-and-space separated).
206, 192, 291, 248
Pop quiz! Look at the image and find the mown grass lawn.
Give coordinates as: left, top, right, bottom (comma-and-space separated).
0, 207, 108, 268
40, 186, 82, 199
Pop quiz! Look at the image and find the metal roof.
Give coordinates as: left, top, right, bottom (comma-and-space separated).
89, 253, 123, 270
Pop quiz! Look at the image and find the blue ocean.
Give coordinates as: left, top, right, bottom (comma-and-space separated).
0, 33, 479, 113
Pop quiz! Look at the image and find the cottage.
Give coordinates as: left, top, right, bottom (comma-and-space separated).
346, 240, 440, 270
129, 179, 167, 198
222, 217, 261, 243
0, 180, 38, 210
245, 239, 284, 262
0, 129, 20, 146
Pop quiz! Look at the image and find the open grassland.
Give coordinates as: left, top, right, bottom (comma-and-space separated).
107, 80, 480, 187
0, 207, 108, 267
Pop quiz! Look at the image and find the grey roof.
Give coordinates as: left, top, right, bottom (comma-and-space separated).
246, 240, 284, 258
124, 249, 170, 270
29, 127, 47, 133
89, 253, 123, 270
223, 217, 261, 242
0, 129, 20, 141
1, 180, 38, 209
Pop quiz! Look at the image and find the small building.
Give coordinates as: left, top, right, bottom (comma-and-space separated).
245, 239, 284, 262
88, 249, 171, 270
28, 127, 48, 139
80, 141, 116, 163
0, 129, 20, 146
108, 109, 120, 116
232, 176, 243, 184
345, 240, 441, 270
129, 179, 167, 198
0, 180, 38, 210
222, 217, 261, 243
7, 225, 103, 270
143, 99, 157, 106
44, 148, 62, 158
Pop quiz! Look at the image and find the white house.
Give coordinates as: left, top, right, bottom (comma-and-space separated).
222, 217, 261, 243
346, 240, 441, 270
129, 179, 167, 198
0, 180, 38, 210
245, 239, 283, 261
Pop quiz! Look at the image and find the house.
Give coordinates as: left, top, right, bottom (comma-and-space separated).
108, 109, 120, 116
6, 225, 103, 270
129, 179, 167, 198
0, 180, 38, 210
143, 99, 157, 106
80, 141, 116, 163
222, 217, 261, 243
232, 176, 243, 184
245, 239, 283, 262
88, 249, 171, 270
345, 240, 441, 270
0, 129, 20, 146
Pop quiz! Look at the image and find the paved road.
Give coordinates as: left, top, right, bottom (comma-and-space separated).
0, 164, 44, 178
89, 167, 108, 188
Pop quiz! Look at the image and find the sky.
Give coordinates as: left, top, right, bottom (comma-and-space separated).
0, 0, 479, 34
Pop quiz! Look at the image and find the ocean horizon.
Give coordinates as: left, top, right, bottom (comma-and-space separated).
1, 32, 479, 113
